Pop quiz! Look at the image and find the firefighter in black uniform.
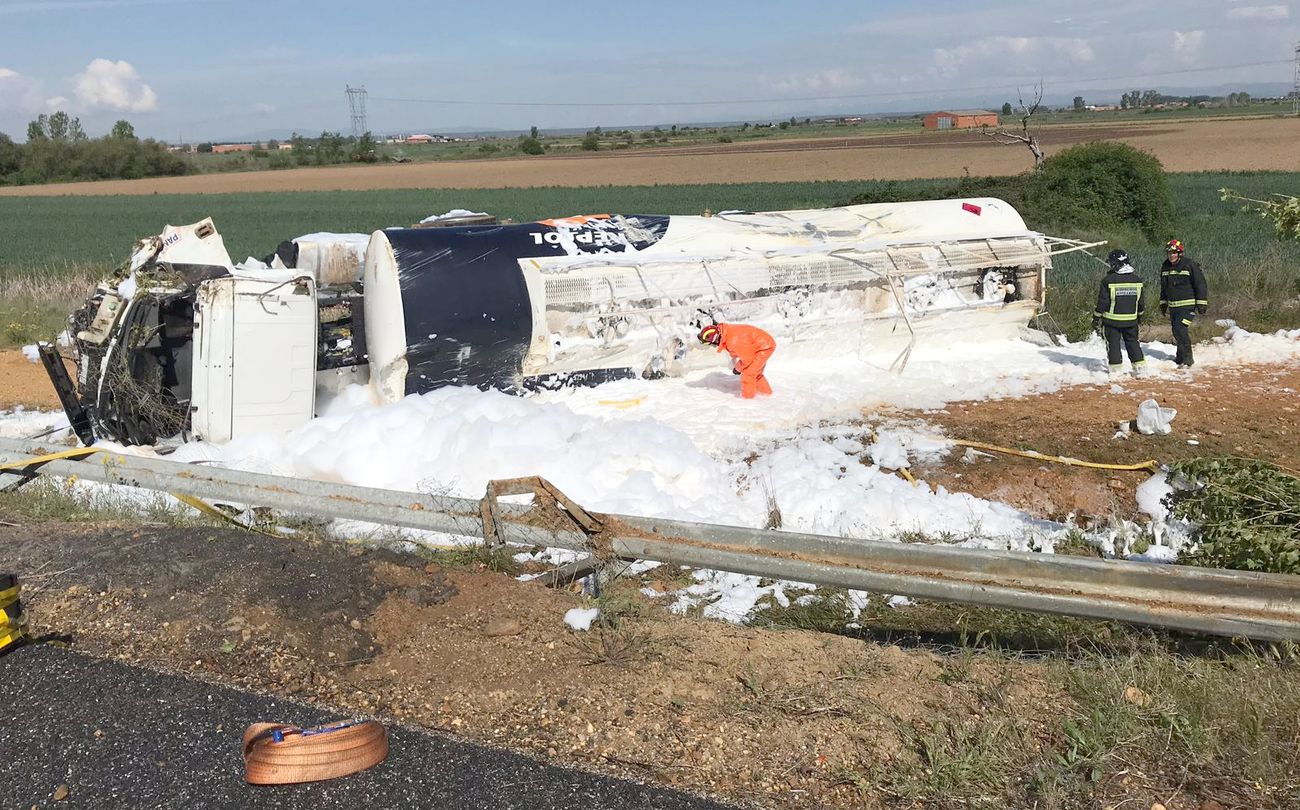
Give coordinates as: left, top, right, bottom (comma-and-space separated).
1159, 238, 1208, 367
1093, 249, 1148, 375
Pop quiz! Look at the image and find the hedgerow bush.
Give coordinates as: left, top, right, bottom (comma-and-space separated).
1029, 142, 1174, 241
1168, 458, 1300, 574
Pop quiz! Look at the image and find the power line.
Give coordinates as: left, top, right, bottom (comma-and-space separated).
369, 59, 1293, 110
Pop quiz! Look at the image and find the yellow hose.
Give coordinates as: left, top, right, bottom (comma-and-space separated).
950, 439, 1159, 473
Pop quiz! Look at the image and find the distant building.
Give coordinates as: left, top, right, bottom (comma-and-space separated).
212, 143, 256, 154
922, 110, 999, 130
405, 134, 434, 144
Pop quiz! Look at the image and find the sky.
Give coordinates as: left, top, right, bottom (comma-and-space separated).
0, 0, 1296, 142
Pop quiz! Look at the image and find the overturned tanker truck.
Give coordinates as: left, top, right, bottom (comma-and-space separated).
47, 198, 1098, 447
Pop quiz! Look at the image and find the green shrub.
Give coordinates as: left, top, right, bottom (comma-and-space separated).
1168, 458, 1300, 574
518, 137, 545, 156
1029, 142, 1174, 241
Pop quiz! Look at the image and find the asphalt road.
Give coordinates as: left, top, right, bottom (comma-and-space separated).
0, 644, 731, 809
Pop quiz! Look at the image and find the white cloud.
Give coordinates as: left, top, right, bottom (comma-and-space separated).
933, 36, 1094, 79
768, 69, 864, 94
1171, 30, 1206, 64
45, 95, 69, 110
251, 102, 276, 114
0, 66, 45, 116
73, 58, 157, 113
1226, 5, 1289, 19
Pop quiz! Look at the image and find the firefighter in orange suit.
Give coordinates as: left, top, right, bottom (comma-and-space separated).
698, 323, 776, 398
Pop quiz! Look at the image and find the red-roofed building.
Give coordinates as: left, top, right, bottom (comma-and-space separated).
923, 110, 999, 130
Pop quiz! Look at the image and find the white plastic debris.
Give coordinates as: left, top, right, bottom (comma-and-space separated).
564, 607, 600, 631
21, 344, 39, 364
1135, 398, 1177, 435
419, 209, 490, 224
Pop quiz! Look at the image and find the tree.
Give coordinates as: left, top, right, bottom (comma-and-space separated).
984, 83, 1045, 168
266, 138, 280, 151
580, 132, 599, 151
351, 131, 378, 163
1001, 102, 1013, 116
196, 142, 214, 153
593, 126, 603, 136
26, 115, 47, 142
110, 120, 137, 140
529, 125, 539, 139
519, 136, 544, 155
315, 131, 346, 164
289, 132, 310, 164
0, 132, 21, 181
1072, 96, 1085, 111
46, 111, 86, 142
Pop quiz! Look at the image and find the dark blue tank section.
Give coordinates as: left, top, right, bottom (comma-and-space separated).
383, 215, 669, 394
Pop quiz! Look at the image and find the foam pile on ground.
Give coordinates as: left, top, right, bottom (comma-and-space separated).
563, 607, 600, 631
168, 386, 744, 526
542, 326, 1300, 452
1213, 320, 1300, 361
0, 408, 69, 440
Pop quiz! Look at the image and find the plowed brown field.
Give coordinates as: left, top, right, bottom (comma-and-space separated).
3, 118, 1296, 197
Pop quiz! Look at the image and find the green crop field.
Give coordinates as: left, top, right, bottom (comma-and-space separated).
1, 171, 1297, 348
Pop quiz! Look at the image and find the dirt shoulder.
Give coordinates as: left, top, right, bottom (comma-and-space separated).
0, 350, 61, 410
906, 363, 1300, 525
4, 519, 1063, 809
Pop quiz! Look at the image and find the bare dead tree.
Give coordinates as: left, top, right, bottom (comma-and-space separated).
984, 83, 1045, 169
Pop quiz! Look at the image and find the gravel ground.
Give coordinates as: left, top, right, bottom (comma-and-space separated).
0, 643, 731, 810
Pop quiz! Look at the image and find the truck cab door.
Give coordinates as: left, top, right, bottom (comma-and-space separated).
192, 276, 317, 443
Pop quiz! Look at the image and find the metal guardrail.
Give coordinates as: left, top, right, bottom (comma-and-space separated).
3, 437, 1300, 642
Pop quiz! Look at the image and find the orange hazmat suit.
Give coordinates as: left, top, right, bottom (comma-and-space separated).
716, 323, 776, 398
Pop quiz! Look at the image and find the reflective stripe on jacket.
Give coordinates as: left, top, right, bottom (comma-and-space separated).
1160, 256, 1208, 308
1095, 270, 1146, 323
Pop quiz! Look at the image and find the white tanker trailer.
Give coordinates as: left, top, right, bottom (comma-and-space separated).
45, 199, 1097, 447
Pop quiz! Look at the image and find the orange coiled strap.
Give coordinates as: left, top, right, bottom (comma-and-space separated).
242, 719, 388, 785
